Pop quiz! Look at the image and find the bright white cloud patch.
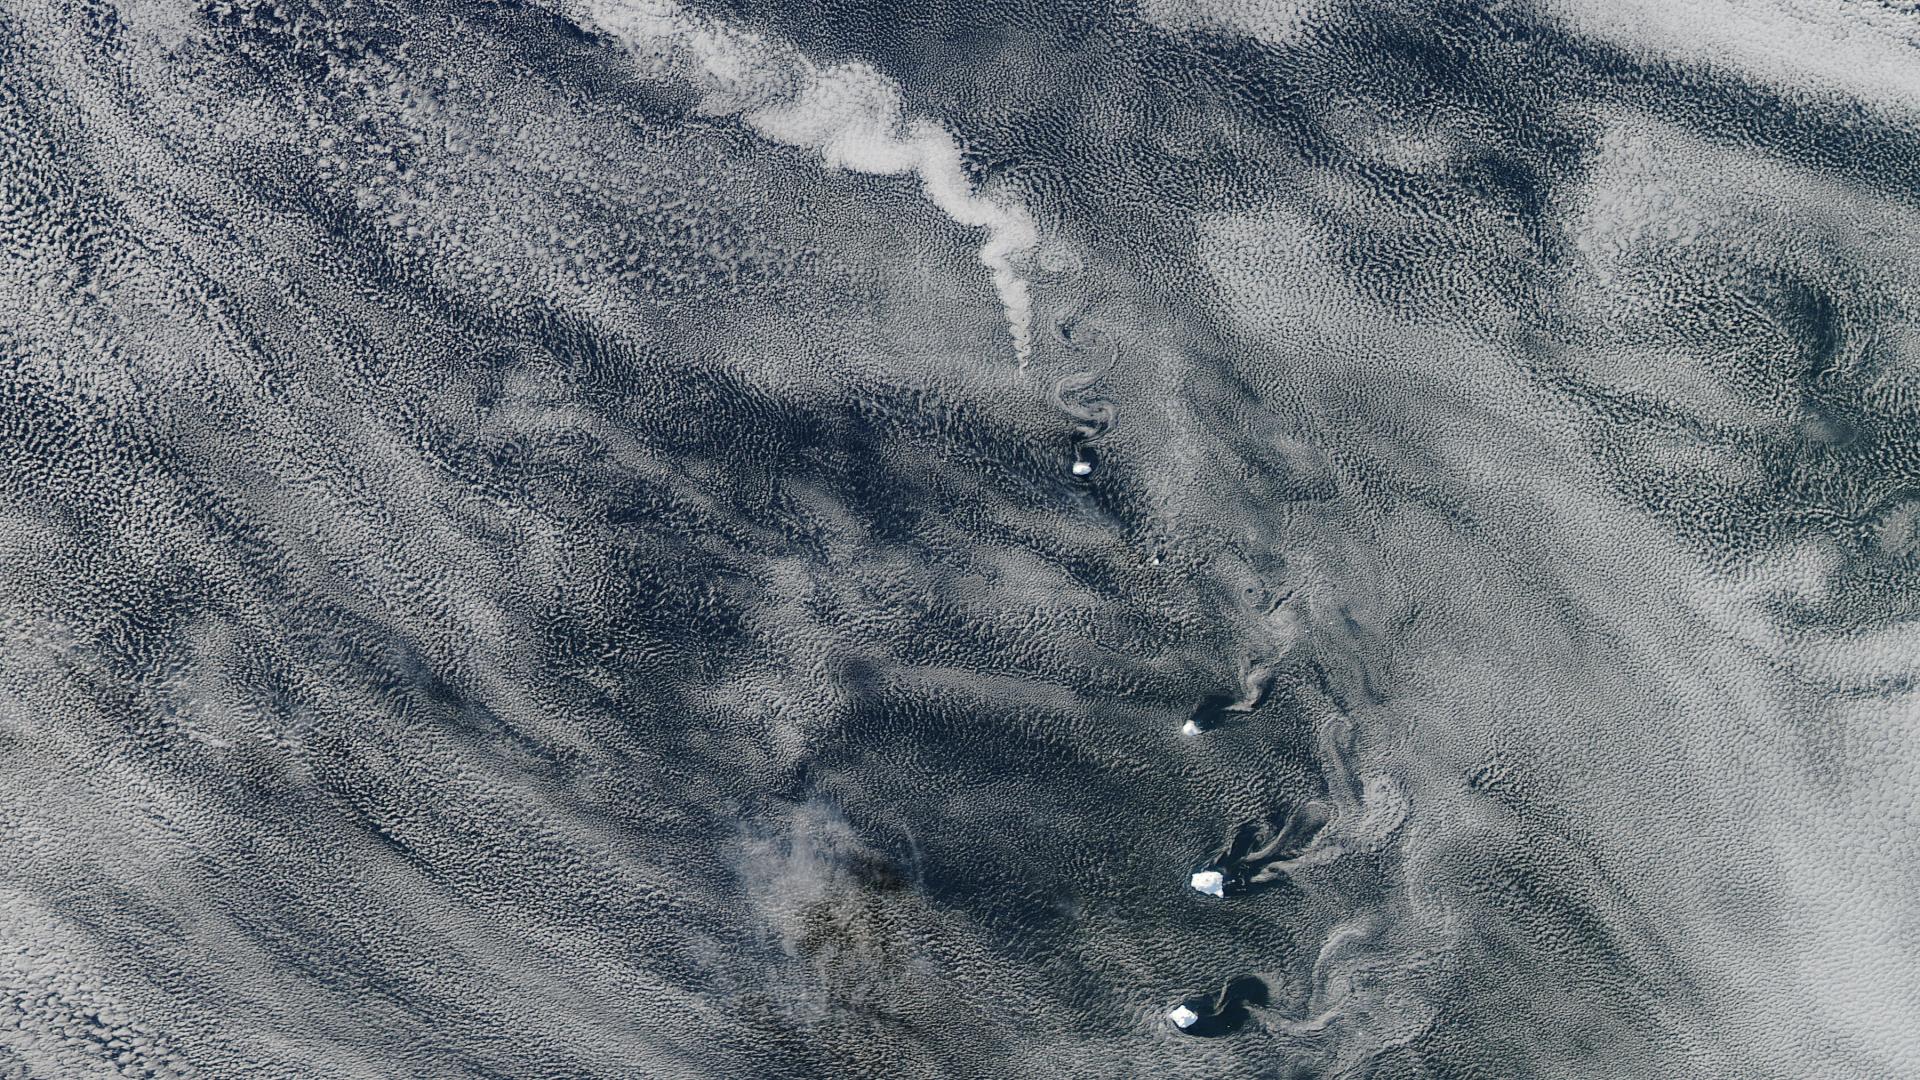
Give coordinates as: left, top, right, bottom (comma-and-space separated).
573, 0, 1040, 364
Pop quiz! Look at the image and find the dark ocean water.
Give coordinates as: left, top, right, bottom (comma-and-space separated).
2, 0, 1918, 1076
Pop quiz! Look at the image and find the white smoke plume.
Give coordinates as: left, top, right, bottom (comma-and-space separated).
573, 0, 1039, 363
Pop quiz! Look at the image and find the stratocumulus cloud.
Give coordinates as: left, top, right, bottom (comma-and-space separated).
1, 0, 1917, 1077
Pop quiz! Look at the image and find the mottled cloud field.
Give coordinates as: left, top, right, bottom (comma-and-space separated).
1, 0, 1917, 1077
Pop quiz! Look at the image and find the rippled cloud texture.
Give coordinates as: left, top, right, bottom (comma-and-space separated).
2, 0, 1918, 1076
